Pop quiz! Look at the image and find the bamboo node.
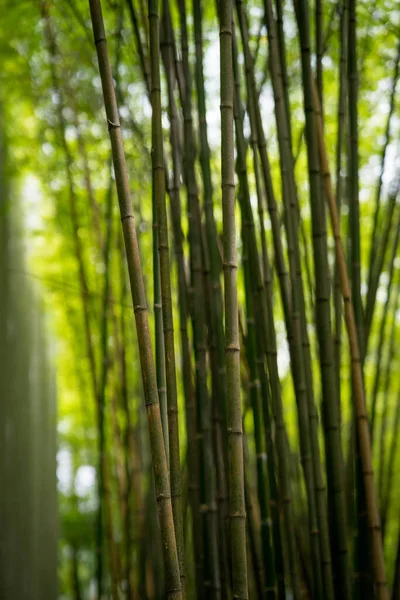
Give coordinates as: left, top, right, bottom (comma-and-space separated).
220, 102, 234, 110
156, 492, 171, 503
134, 305, 147, 314
230, 512, 246, 520
121, 213, 134, 222
225, 344, 240, 353
227, 427, 242, 436
223, 261, 237, 270
107, 119, 120, 130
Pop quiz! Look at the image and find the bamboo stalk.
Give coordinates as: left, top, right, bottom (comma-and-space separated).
148, 1, 186, 593
242, 3, 333, 595
370, 209, 400, 437
160, 9, 204, 596
88, 2, 181, 597
192, 0, 227, 430
377, 273, 400, 504
364, 189, 399, 345
117, 234, 135, 597
365, 37, 400, 320
334, 0, 348, 424
381, 387, 400, 540
347, 0, 363, 348
219, 1, 248, 596
231, 25, 299, 599
313, 79, 389, 600
315, 0, 323, 111
165, 2, 221, 595
294, 3, 351, 597
242, 224, 276, 600
152, 174, 169, 464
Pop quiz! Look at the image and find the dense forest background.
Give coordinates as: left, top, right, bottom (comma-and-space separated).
0, 0, 399, 598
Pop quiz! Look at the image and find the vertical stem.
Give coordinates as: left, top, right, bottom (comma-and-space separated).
148, 0, 185, 593
242, 224, 276, 600
167, 1, 221, 595
88, 2, 181, 597
347, 0, 363, 347
313, 81, 389, 600
316, 0, 323, 112
294, 2, 351, 597
334, 0, 348, 425
192, 0, 227, 429
152, 174, 169, 464
365, 38, 400, 316
369, 210, 400, 438
219, 1, 248, 597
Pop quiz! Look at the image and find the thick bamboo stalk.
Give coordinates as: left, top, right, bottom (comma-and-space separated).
202, 222, 231, 600
334, 0, 348, 421
231, 27, 299, 599
219, 1, 248, 596
242, 226, 276, 600
165, 2, 221, 595
347, 0, 363, 348
275, 0, 292, 149
240, 3, 333, 595
294, 3, 351, 597
152, 176, 169, 464
243, 434, 265, 600
192, 0, 227, 428
313, 80, 389, 600
117, 236, 136, 597
315, 0, 323, 111
148, 1, 185, 593
160, 10, 204, 596
88, 2, 181, 597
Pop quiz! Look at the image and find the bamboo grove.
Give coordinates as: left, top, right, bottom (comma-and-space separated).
1, 0, 400, 597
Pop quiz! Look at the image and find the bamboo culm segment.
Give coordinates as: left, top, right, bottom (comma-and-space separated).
148, 0, 186, 594
313, 81, 388, 600
219, 0, 248, 597
87, 1, 181, 597
294, 2, 351, 598
171, 0, 221, 595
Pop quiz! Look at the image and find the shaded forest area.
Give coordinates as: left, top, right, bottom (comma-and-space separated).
0, 118, 57, 598
0, 0, 399, 598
